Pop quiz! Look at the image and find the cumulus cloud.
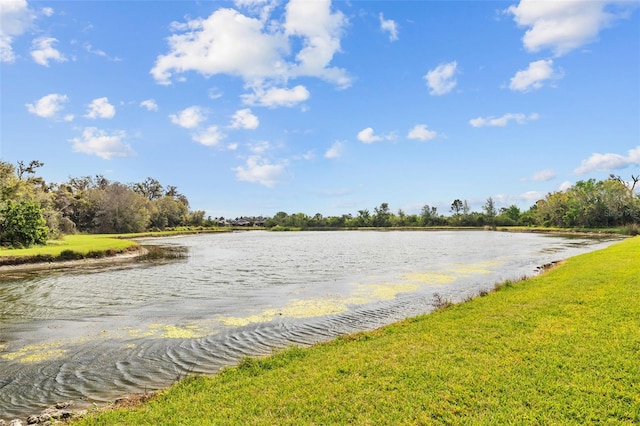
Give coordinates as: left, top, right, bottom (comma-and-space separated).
242, 85, 310, 108
284, 0, 350, 86
140, 99, 158, 111
510, 59, 562, 92
169, 106, 206, 129
151, 0, 350, 93
357, 127, 382, 144
25, 93, 68, 118
85, 97, 116, 119
69, 127, 134, 159
230, 108, 259, 129
379, 13, 398, 41
192, 125, 226, 146
234, 155, 286, 187
0, 0, 35, 62
530, 169, 557, 181
325, 141, 343, 159
407, 124, 437, 141
574, 145, 640, 174
506, 0, 634, 56
424, 61, 458, 96
30, 36, 66, 66
469, 112, 539, 127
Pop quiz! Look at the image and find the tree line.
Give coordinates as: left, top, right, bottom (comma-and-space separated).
0, 160, 207, 247
262, 177, 639, 231
1, 159, 638, 248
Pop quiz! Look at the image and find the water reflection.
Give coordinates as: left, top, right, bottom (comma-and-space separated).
0, 231, 619, 420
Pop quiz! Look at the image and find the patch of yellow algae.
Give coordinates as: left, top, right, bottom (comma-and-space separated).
402, 272, 457, 286
348, 282, 420, 301
403, 260, 504, 286
0, 342, 67, 363
126, 323, 210, 339
219, 298, 350, 327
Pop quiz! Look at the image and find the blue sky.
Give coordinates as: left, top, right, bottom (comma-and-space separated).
1, 0, 639, 218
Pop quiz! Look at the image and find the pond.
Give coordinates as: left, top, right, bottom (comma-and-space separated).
0, 230, 619, 419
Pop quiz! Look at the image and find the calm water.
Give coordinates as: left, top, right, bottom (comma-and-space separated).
0, 231, 618, 419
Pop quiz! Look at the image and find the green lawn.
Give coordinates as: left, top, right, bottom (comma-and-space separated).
74, 236, 640, 425
0, 234, 138, 259
0, 228, 233, 263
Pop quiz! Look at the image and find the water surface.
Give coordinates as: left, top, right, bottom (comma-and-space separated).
0, 231, 618, 419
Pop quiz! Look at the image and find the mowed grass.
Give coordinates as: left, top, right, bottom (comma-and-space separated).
0, 228, 231, 261
0, 234, 137, 259
77, 237, 640, 425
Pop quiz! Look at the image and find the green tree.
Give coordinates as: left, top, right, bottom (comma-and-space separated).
356, 209, 371, 227
0, 199, 49, 247
93, 183, 151, 233
420, 204, 438, 226
483, 197, 497, 226
373, 202, 392, 227
450, 199, 463, 215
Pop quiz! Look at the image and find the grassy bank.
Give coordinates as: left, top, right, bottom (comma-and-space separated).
0, 234, 139, 265
75, 236, 640, 425
0, 228, 232, 266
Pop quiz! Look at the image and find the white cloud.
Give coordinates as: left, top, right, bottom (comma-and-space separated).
506, 0, 634, 56
379, 13, 398, 41
0, 0, 34, 62
510, 59, 562, 92
531, 169, 557, 181
25, 93, 68, 118
520, 190, 546, 202
424, 61, 458, 96
30, 36, 66, 66
574, 145, 640, 174
151, 1, 350, 96
63, 114, 74, 122
152, 8, 288, 85
250, 140, 270, 154
192, 125, 226, 146
242, 85, 310, 108
325, 141, 343, 159
227, 143, 239, 151
169, 106, 206, 129
83, 42, 106, 57
69, 127, 134, 159
230, 108, 259, 129
357, 127, 382, 144
234, 155, 286, 187
41, 7, 53, 17
407, 124, 437, 141
559, 181, 573, 191
85, 97, 116, 119
284, 0, 350, 87
469, 112, 539, 127
140, 99, 158, 111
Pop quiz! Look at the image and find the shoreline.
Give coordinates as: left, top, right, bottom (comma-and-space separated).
0, 246, 148, 274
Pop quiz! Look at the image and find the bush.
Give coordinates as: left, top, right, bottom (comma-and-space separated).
0, 199, 49, 247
